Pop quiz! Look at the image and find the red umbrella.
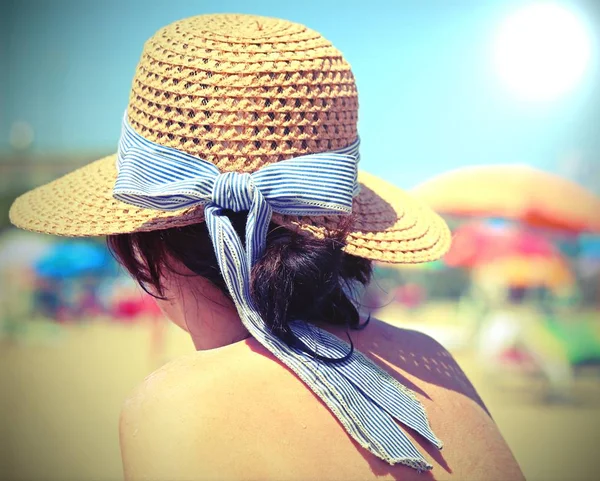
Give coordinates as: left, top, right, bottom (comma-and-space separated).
444, 221, 574, 293
444, 221, 557, 268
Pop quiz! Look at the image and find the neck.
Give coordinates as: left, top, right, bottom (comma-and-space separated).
155, 270, 250, 351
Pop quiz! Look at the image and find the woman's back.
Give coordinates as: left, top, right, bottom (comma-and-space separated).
120, 319, 525, 481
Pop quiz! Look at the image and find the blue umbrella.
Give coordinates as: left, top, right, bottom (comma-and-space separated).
579, 235, 600, 260
34, 240, 117, 279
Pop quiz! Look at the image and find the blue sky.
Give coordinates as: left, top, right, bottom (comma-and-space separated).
2, 0, 599, 190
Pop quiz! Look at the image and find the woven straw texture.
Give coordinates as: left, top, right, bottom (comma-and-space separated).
10, 13, 450, 264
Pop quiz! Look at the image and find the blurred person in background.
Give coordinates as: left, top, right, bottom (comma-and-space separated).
8, 14, 524, 481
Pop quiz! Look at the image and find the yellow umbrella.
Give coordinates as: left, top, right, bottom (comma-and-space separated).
472, 255, 574, 294
412, 165, 600, 233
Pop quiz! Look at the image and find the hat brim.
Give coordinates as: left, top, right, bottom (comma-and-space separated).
9, 154, 450, 264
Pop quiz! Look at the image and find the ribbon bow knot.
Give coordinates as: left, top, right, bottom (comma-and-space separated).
113, 114, 442, 472
211, 171, 255, 212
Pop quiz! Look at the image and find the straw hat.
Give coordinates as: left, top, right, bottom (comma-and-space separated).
9, 13, 450, 264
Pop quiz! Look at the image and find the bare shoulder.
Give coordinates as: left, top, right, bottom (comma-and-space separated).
364, 316, 458, 354
358, 320, 525, 480
357, 319, 488, 408
118, 339, 291, 480
120, 352, 208, 418
120, 339, 273, 427
119, 350, 220, 450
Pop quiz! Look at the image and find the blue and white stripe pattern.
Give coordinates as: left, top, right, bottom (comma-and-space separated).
114, 114, 443, 471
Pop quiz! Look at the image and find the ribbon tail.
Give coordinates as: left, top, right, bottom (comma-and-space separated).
204, 204, 251, 297
304, 361, 430, 469
293, 323, 443, 450
348, 349, 444, 449
245, 187, 272, 273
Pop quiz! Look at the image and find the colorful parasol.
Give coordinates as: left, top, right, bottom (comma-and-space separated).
34, 240, 116, 279
444, 221, 574, 292
472, 256, 574, 293
444, 221, 557, 267
412, 165, 600, 233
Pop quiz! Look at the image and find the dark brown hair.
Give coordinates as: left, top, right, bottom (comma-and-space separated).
107, 211, 372, 360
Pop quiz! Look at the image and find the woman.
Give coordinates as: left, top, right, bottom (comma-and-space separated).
10, 14, 524, 481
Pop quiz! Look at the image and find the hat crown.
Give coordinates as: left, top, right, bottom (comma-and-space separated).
126, 14, 359, 173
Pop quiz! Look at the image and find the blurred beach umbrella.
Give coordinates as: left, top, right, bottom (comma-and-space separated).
412, 165, 600, 233
579, 235, 600, 259
445, 221, 574, 293
472, 256, 574, 293
444, 221, 558, 268
34, 240, 115, 279
576, 235, 600, 279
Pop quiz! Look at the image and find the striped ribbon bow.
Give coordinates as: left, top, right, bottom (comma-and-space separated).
114, 115, 442, 471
